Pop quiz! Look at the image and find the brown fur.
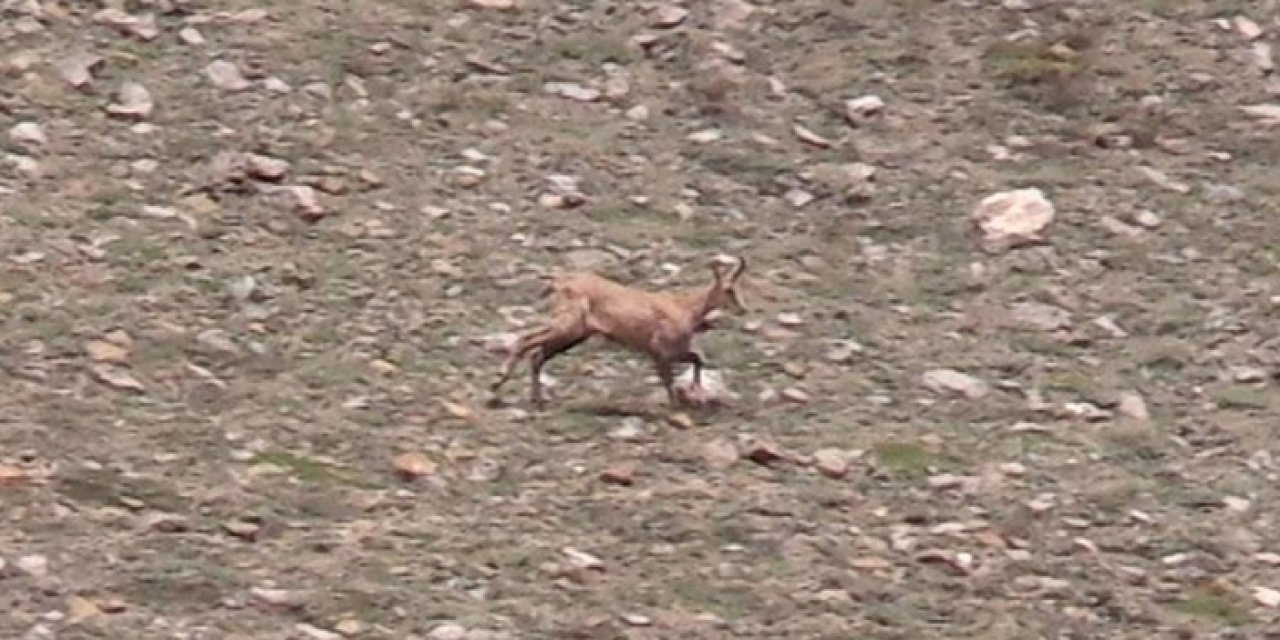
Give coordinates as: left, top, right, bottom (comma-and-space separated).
491, 256, 747, 408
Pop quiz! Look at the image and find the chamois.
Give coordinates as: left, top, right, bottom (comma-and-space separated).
491, 256, 748, 408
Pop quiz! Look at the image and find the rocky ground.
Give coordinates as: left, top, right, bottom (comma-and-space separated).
4, 0, 1280, 638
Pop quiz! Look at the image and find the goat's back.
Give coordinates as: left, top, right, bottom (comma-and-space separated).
550, 272, 690, 351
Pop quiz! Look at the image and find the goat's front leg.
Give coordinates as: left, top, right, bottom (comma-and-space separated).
679, 350, 706, 390
653, 358, 681, 406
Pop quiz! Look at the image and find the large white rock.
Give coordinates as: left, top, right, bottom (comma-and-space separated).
970, 187, 1054, 252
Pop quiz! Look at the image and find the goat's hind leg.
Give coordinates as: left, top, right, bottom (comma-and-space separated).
528, 329, 592, 408
491, 326, 554, 393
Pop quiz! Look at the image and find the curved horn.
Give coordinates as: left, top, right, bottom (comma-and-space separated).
707, 259, 725, 281
730, 255, 747, 280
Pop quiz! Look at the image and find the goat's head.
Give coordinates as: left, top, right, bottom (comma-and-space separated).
704, 255, 748, 317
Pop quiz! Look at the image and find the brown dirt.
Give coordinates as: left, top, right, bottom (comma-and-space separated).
3, 1, 1280, 638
